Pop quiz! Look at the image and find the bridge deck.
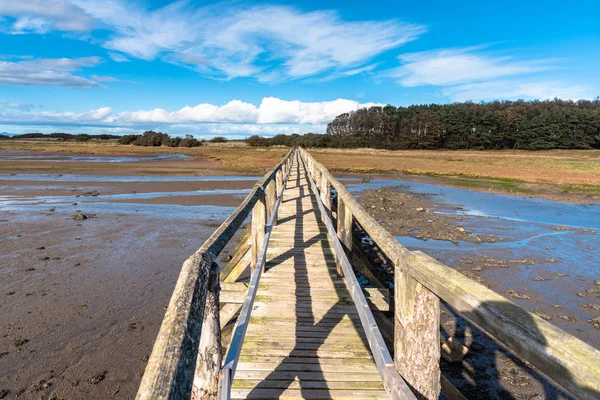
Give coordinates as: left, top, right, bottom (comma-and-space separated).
231, 157, 388, 399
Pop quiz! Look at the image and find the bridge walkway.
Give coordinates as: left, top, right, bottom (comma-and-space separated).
230, 156, 388, 399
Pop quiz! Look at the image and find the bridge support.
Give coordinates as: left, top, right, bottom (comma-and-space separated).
394, 266, 441, 400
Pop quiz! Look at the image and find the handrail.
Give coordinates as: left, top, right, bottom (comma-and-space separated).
137, 148, 295, 400
217, 152, 296, 400
299, 155, 417, 400
298, 147, 600, 400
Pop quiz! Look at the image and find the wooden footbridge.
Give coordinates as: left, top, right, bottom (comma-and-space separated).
137, 148, 600, 400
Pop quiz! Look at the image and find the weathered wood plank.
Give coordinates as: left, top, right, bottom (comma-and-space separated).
219, 226, 250, 281
230, 388, 389, 399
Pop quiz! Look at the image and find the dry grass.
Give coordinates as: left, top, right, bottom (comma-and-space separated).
2, 140, 600, 187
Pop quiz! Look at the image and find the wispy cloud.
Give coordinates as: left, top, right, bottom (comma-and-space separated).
0, 0, 93, 33
443, 80, 593, 102
0, 56, 102, 87
107, 52, 129, 63
0, 1, 426, 82
388, 46, 554, 87
382, 45, 593, 101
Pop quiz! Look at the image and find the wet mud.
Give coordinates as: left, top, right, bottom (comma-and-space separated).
0, 156, 251, 399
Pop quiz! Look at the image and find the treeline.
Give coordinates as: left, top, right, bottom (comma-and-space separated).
118, 131, 202, 147
246, 99, 600, 150
326, 99, 600, 150
0, 133, 120, 141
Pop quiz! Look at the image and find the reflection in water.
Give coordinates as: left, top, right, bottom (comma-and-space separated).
0, 188, 251, 205
0, 152, 191, 163
0, 174, 260, 182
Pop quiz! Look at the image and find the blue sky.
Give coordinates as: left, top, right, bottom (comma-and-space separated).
0, 0, 599, 138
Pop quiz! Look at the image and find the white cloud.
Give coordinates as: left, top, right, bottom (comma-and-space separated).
0, 56, 102, 87
0, 0, 93, 32
389, 46, 554, 87
257, 97, 381, 124
1, 1, 426, 82
0, 97, 379, 133
443, 80, 593, 102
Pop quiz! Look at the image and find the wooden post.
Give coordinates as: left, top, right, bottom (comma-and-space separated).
320, 177, 331, 213
192, 264, 221, 400
275, 169, 283, 225
251, 191, 266, 271
336, 196, 352, 277
394, 262, 440, 400
265, 180, 277, 222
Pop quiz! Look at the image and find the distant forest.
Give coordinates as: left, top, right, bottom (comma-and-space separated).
250, 99, 600, 150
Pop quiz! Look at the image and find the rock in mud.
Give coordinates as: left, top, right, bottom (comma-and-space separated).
506, 289, 530, 300
13, 339, 29, 347
532, 311, 552, 321
587, 316, 600, 330
73, 213, 88, 220
88, 371, 107, 385
582, 303, 600, 311
558, 315, 577, 322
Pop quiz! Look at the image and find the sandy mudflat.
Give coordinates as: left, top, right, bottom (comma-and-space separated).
0, 151, 251, 399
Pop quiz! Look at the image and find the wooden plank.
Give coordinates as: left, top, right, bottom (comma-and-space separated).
238, 361, 383, 374
220, 282, 248, 304
233, 371, 382, 381
238, 356, 374, 365
231, 380, 384, 390
230, 388, 389, 399
220, 303, 242, 330
223, 250, 251, 284
219, 226, 250, 281
239, 349, 374, 359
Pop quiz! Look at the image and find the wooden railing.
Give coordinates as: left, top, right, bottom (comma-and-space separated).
298, 147, 600, 400
136, 149, 295, 400
299, 154, 417, 399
